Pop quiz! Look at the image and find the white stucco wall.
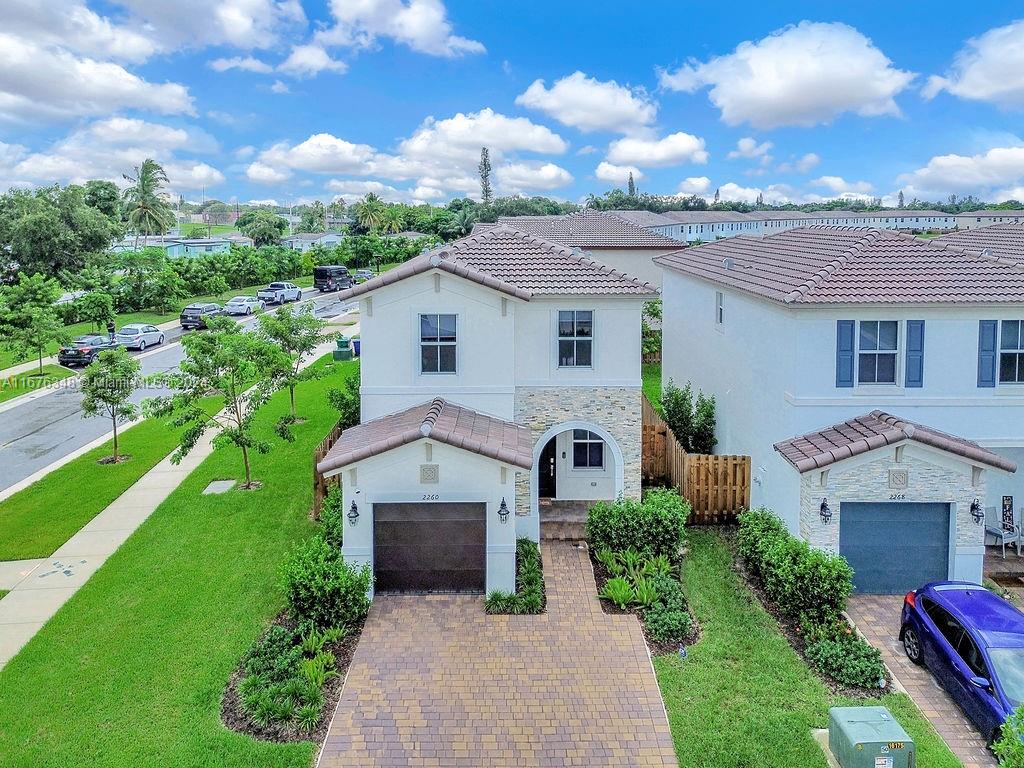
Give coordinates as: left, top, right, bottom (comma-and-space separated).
661, 268, 1024, 531
334, 439, 521, 596
584, 248, 675, 287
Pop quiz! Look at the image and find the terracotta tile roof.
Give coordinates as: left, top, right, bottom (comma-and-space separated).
606, 210, 679, 228
774, 411, 1017, 474
655, 226, 1024, 305
338, 225, 658, 301
932, 222, 1024, 265
497, 209, 681, 249
317, 398, 535, 475
957, 209, 1024, 219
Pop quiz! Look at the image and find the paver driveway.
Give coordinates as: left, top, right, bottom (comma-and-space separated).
847, 595, 996, 768
318, 541, 677, 768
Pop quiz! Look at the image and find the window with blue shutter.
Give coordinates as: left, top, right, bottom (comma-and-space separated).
978, 320, 998, 388
836, 320, 855, 388
905, 321, 925, 388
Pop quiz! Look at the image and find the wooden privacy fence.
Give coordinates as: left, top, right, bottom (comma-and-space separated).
313, 418, 345, 517
641, 395, 751, 524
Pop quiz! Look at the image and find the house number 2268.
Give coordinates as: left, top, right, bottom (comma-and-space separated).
890, 493, 906, 500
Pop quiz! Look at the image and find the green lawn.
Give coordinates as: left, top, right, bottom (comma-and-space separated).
0, 365, 76, 404
655, 529, 961, 768
0, 591, 7, 601
642, 361, 662, 413
0, 358, 353, 768
0, 277, 315, 371
0, 397, 219, 561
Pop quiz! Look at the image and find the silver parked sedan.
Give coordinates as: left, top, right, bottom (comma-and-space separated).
115, 323, 165, 351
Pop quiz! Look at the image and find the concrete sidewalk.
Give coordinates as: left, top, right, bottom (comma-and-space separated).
0, 336, 344, 670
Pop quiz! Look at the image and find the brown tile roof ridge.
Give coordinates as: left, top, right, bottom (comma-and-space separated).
316, 398, 535, 475
781, 227, 886, 303
773, 410, 1017, 474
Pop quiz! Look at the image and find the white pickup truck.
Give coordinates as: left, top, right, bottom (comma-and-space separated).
256, 282, 302, 304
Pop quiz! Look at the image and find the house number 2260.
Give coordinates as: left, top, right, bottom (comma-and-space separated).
422, 494, 440, 501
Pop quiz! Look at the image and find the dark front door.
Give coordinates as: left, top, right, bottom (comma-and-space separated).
839, 502, 951, 594
539, 438, 557, 498
373, 502, 486, 593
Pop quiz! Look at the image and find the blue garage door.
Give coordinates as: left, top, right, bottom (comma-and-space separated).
839, 502, 951, 594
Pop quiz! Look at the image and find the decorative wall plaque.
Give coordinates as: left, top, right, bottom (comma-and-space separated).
888, 469, 909, 489
420, 464, 440, 484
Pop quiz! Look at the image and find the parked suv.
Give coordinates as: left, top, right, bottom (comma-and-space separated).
180, 302, 224, 330
257, 282, 302, 304
313, 265, 353, 292
57, 335, 119, 366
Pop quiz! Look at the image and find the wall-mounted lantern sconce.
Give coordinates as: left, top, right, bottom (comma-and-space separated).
497, 497, 510, 525
819, 498, 832, 524
347, 500, 360, 526
970, 498, 984, 525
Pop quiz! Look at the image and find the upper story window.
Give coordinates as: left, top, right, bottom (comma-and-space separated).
420, 313, 456, 374
572, 430, 604, 468
558, 310, 593, 367
1001, 320, 1024, 384
858, 320, 898, 384
715, 291, 724, 326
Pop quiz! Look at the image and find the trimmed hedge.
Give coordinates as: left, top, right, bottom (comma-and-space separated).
737, 507, 852, 625
587, 488, 690, 560
485, 538, 546, 614
280, 534, 370, 631
803, 619, 885, 689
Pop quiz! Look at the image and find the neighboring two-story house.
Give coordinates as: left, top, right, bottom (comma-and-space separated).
315, 225, 656, 594
658, 227, 1023, 593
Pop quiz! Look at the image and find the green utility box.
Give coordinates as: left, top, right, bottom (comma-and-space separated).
829, 707, 915, 768
333, 337, 353, 362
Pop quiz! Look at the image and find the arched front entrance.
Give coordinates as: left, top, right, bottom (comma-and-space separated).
529, 420, 625, 526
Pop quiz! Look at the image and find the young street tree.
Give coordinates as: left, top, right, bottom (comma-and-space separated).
0, 273, 68, 375
257, 303, 334, 420
144, 317, 290, 489
478, 147, 493, 204
80, 348, 141, 463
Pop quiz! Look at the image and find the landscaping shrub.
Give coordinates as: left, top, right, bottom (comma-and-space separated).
994, 705, 1024, 766
280, 534, 370, 630
595, 549, 693, 644
485, 538, 545, 614
244, 624, 303, 684
662, 379, 717, 453
586, 488, 689, 560
803, 620, 886, 689
737, 507, 852, 625
319, 485, 344, 549
644, 606, 692, 643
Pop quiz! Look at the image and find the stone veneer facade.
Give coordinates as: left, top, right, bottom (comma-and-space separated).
513, 386, 642, 517
798, 446, 986, 582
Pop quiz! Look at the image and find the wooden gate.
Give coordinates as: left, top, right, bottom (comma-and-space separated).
312, 419, 344, 517
641, 395, 750, 524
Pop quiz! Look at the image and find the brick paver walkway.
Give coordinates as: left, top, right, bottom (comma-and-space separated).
847, 595, 996, 768
318, 541, 677, 767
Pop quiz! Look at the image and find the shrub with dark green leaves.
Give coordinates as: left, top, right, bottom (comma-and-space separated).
587, 488, 689, 560
803, 620, 885, 689
644, 606, 692, 643
280, 534, 371, 630
485, 538, 546, 614
244, 624, 303, 684
319, 485, 344, 549
994, 705, 1024, 766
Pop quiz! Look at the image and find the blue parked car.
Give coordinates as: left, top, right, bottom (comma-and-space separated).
901, 582, 1024, 745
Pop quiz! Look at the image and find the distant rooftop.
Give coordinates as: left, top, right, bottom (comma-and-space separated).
496, 209, 680, 249
957, 209, 1024, 218
932, 221, 1024, 265
606, 210, 679, 228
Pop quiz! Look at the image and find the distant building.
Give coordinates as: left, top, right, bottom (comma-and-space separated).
385, 231, 432, 240
281, 232, 347, 252
108, 235, 232, 256
955, 210, 1024, 230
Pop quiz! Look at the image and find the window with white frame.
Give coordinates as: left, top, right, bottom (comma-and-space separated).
1001, 320, 1024, 384
715, 291, 724, 326
420, 313, 457, 374
858, 320, 898, 384
572, 430, 604, 468
558, 310, 593, 367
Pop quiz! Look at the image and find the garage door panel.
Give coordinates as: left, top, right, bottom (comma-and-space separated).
840, 502, 950, 594
373, 502, 486, 593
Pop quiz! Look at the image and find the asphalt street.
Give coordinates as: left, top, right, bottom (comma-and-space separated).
0, 288, 354, 492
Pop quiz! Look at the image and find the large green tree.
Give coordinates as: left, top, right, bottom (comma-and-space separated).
299, 200, 326, 233
351, 193, 385, 233
0, 273, 68, 374
80, 347, 141, 463
83, 180, 123, 221
122, 159, 174, 243
238, 209, 287, 246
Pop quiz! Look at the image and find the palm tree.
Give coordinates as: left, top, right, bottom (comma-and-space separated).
352, 193, 385, 233
444, 208, 477, 239
122, 159, 173, 246
379, 206, 404, 235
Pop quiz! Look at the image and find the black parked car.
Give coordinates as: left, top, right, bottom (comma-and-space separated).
57, 335, 119, 367
179, 302, 224, 330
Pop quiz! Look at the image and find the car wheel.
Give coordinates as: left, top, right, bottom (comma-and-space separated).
158, 334, 164, 344
902, 624, 923, 665
246, 307, 252, 315
138, 340, 146, 352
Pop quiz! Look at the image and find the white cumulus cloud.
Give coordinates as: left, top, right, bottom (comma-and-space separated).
898, 146, 1024, 199
811, 175, 874, 194
923, 20, 1024, 108
209, 56, 274, 73
606, 132, 708, 167
777, 152, 821, 173
678, 176, 711, 195
316, 0, 484, 57
659, 21, 915, 128
278, 44, 348, 77
495, 162, 573, 194
515, 71, 657, 134
728, 137, 773, 160
595, 162, 644, 185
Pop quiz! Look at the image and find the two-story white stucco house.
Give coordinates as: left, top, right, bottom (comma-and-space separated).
315, 225, 657, 595
658, 226, 1023, 593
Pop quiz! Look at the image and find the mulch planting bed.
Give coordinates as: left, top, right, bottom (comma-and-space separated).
221, 612, 364, 745
96, 455, 131, 465
589, 547, 701, 656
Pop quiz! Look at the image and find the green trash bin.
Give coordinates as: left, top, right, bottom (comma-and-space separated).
333, 337, 353, 362
828, 707, 914, 768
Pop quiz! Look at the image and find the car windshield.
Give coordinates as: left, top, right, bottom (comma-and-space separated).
268, 283, 284, 288
121, 326, 142, 333
988, 648, 1024, 707
185, 304, 202, 311
228, 297, 247, 303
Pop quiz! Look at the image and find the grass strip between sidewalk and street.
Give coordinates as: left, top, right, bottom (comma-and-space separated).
0, 357, 354, 768
0, 396, 220, 561
655, 529, 962, 768
0, 365, 76, 405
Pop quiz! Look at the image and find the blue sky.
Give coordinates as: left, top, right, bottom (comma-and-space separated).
3, 1, 1024, 207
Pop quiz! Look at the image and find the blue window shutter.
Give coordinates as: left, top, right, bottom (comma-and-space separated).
978, 320, 998, 388
836, 320, 855, 388
905, 320, 925, 388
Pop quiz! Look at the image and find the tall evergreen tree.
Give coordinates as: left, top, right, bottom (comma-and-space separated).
897, 190, 905, 208
713, 187, 720, 204
627, 172, 636, 197
478, 147, 493, 204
